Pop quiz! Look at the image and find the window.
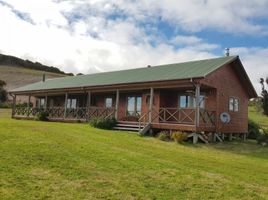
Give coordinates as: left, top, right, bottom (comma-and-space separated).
67, 98, 77, 109
105, 97, 113, 108
127, 96, 142, 116
37, 98, 45, 108
229, 97, 239, 112
178, 95, 205, 108
40, 98, 45, 108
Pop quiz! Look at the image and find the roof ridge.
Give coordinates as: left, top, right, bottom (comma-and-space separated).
10, 55, 239, 93
66, 55, 239, 78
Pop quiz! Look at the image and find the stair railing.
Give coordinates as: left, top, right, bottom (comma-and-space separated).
138, 111, 150, 132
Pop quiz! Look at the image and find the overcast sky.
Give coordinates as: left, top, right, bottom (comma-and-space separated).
0, 0, 268, 94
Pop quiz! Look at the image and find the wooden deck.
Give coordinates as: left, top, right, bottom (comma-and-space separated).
12, 106, 216, 133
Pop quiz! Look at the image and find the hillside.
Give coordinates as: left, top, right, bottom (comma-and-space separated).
0, 108, 268, 199
0, 66, 66, 92
0, 53, 73, 75
0, 54, 72, 101
249, 106, 268, 128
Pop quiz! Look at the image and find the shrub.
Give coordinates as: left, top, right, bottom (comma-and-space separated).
171, 131, 188, 143
257, 128, 268, 146
158, 131, 170, 141
0, 102, 11, 108
248, 119, 261, 139
89, 117, 117, 130
36, 111, 49, 121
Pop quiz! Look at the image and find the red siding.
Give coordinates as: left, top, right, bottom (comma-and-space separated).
202, 64, 249, 133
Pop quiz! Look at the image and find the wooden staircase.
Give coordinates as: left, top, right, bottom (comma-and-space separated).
113, 121, 143, 132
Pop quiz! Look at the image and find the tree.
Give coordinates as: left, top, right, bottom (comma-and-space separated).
260, 77, 268, 116
0, 80, 7, 104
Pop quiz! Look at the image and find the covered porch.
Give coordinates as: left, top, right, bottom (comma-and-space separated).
11, 83, 217, 133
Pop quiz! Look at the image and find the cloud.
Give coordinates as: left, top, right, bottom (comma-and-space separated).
231, 47, 268, 95
0, 0, 267, 95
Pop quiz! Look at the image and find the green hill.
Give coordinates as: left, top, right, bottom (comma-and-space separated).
0, 53, 74, 96
0, 66, 66, 92
249, 106, 268, 128
0, 108, 268, 199
0, 53, 72, 75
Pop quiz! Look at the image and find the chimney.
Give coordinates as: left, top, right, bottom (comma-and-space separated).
42, 74, 46, 82
225, 48, 230, 57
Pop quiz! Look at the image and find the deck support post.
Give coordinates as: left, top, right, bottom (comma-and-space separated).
195, 83, 200, 127
193, 133, 198, 144
11, 94, 16, 118
228, 133, 232, 141
64, 93, 68, 119
149, 87, 154, 123
86, 91, 91, 121
243, 133, 246, 141
115, 90, 119, 120
27, 95, 31, 117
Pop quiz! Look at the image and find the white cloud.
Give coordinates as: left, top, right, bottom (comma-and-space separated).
231, 47, 268, 95
0, 0, 267, 95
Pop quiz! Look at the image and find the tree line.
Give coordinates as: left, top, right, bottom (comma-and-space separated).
0, 54, 73, 76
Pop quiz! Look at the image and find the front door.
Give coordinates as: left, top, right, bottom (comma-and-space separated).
127, 96, 142, 117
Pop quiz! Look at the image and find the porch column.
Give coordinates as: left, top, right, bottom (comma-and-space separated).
115, 90, 120, 120
149, 87, 154, 123
27, 95, 31, 117
64, 93, 68, 119
195, 84, 200, 127
86, 91, 91, 121
11, 94, 16, 118
86, 91, 91, 108
44, 94, 48, 111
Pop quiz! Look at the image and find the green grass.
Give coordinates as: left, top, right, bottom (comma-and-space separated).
1, 109, 268, 199
249, 106, 268, 127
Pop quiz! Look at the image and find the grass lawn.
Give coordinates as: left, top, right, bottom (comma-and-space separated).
249, 106, 268, 128
1, 109, 268, 199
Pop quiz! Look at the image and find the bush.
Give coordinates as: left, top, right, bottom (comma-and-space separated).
89, 117, 117, 130
248, 119, 261, 139
36, 111, 49, 121
158, 131, 170, 141
257, 128, 268, 146
0, 102, 11, 108
171, 131, 188, 143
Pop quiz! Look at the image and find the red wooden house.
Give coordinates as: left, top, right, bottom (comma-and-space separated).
10, 55, 257, 142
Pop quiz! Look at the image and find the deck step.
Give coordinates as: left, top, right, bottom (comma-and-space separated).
113, 121, 142, 132
116, 123, 143, 128
113, 127, 140, 131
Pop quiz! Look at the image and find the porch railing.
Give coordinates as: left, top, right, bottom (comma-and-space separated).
13, 106, 215, 127
13, 106, 115, 120
139, 107, 216, 129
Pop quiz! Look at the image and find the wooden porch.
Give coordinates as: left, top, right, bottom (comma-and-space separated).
13, 105, 216, 132
11, 83, 217, 134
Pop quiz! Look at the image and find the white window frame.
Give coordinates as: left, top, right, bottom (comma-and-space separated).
178, 94, 205, 109
229, 97, 239, 112
105, 97, 113, 108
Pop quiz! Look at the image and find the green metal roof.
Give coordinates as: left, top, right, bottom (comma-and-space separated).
11, 56, 238, 93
